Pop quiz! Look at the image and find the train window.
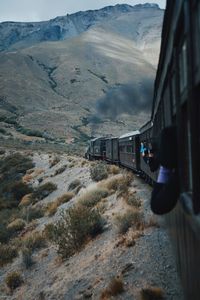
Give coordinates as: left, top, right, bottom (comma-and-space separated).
171, 73, 177, 114
126, 145, 132, 153
163, 87, 172, 126
179, 40, 187, 93
187, 120, 193, 191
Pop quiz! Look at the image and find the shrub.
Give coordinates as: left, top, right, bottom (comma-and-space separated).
114, 209, 143, 234
46, 192, 74, 216
108, 165, 120, 175
90, 162, 108, 182
7, 218, 26, 233
57, 192, 74, 204
0, 244, 18, 266
126, 192, 142, 208
140, 287, 164, 300
21, 247, 34, 269
100, 277, 124, 299
46, 201, 58, 216
78, 187, 109, 208
5, 271, 23, 291
68, 179, 81, 191
49, 156, 60, 168
21, 206, 45, 222
54, 165, 67, 176
23, 232, 46, 252
0, 223, 13, 243
31, 182, 57, 202
48, 204, 104, 259
0, 153, 34, 208
19, 193, 33, 207
99, 176, 121, 191
0, 149, 5, 155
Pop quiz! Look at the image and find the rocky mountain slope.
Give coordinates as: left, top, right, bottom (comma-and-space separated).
0, 4, 164, 146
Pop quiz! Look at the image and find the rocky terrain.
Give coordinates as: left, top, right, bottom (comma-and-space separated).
0, 150, 183, 299
0, 4, 164, 147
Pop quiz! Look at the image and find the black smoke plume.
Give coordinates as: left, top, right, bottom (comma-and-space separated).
94, 78, 154, 120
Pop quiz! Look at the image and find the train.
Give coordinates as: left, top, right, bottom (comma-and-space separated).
86, 1, 200, 299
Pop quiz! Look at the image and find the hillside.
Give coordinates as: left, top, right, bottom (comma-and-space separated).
0, 4, 164, 147
0, 150, 183, 299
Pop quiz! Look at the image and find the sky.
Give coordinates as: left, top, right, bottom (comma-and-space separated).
0, 0, 166, 22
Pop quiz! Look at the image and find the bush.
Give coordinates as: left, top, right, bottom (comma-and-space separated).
48, 204, 104, 259
0, 244, 18, 266
21, 206, 45, 222
108, 165, 120, 175
56, 192, 74, 204
114, 209, 143, 234
31, 182, 57, 203
126, 192, 141, 208
19, 193, 33, 207
7, 218, 26, 233
78, 187, 109, 208
100, 277, 124, 299
90, 162, 108, 182
140, 287, 164, 300
23, 232, 46, 252
0, 223, 13, 243
46, 201, 58, 216
0, 153, 34, 208
21, 247, 34, 269
5, 271, 23, 291
54, 165, 67, 176
49, 156, 60, 168
46, 192, 74, 216
68, 179, 81, 191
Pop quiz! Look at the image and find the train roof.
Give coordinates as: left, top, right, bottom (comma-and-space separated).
119, 130, 140, 139
90, 137, 106, 142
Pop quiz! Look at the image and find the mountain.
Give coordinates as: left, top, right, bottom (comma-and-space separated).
0, 4, 164, 146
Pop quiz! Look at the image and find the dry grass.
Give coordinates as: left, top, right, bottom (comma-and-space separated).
46, 192, 74, 216
78, 187, 109, 208
140, 287, 165, 300
90, 162, 108, 182
125, 191, 142, 208
114, 209, 144, 234
100, 276, 124, 299
22, 232, 46, 252
49, 156, 60, 168
5, 271, 23, 291
7, 218, 26, 233
31, 182, 57, 203
19, 193, 33, 207
68, 179, 81, 191
0, 244, 18, 266
145, 216, 160, 228
54, 165, 67, 176
108, 164, 120, 175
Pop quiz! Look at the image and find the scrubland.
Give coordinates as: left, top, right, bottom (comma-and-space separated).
0, 149, 183, 299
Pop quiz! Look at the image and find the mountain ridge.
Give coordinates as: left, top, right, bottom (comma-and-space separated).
0, 3, 164, 146
0, 3, 162, 52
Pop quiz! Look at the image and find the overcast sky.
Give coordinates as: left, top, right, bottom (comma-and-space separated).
0, 0, 166, 22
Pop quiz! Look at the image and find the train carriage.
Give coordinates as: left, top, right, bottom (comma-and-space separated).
105, 137, 119, 164
151, 1, 200, 299
118, 131, 140, 171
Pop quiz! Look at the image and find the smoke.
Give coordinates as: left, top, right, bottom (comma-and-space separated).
94, 78, 154, 120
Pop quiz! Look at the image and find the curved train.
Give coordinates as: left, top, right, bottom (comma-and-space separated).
86, 1, 200, 299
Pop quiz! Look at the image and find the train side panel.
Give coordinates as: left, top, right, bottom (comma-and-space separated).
119, 131, 140, 171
